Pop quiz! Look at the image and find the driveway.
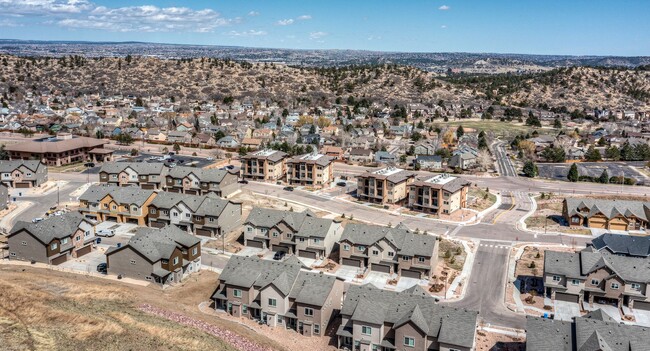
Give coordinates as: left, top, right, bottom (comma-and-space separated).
591, 303, 623, 322
235, 246, 265, 257
396, 277, 426, 291
554, 301, 581, 321
59, 247, 107, 274
95, 221, 138, 236
334, 265, 362, 282
633, 309, 650, 327
362, 271, 389, 289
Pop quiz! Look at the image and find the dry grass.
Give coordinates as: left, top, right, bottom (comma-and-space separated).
439, 239, 466, 272
468, 187, 497, 211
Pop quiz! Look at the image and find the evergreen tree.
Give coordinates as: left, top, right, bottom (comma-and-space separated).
584, 145, 602, 162
456, 125, 464, 139
598, 169, 609, 184
567, 163, 579, 182
523, 160, 538, 178
553, 118, 562, 129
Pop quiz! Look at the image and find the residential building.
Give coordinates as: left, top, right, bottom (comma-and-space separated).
563, 198, 649, 231
0, 160, 48, 188
78, 184, 156, 225
243, 208, 343, 259
105, 226, 201, 285
321, 145, 344, 160
375, 151, 397, 164
165, 166, 239, 197
407, 174, 471, 215
337, 284, 478, 351
448, 146, 478, 170
0, 183, 7, 210
211, 256, 344, 336
357, 167, 416, 205
543, 245, 650, 310
413, 155, 443, 170
589, 233, 650, 258
346, 148, 374, 163
339, 223, 439, 279
5, 133, 112, 166
286, 153, 335, 188
148, 192, 242, 237
7, 212, 96, 265
526, 312, 650, 351
99, 162, 166, 189
240, 149, 288, 182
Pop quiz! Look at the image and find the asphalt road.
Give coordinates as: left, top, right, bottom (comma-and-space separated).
9, 181, 84, 227
494, 142, 518, 177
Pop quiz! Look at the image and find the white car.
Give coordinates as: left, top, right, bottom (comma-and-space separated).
206, 157, 214, 161
96, 229, 115, 237
31, 217, 44, 223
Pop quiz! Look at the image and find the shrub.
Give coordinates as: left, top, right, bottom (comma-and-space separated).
528, 261, 536, 269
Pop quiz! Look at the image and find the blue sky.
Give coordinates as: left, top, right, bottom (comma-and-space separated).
0, 0, 649, 55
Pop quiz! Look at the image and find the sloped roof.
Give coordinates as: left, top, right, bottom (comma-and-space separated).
0, 160, 44, 173
245, 208, 330, 239
341, 223, 438, 257
167, 166, 232, 183
107, 226, 200, 263
79, 184, 155, 206
565, 198, 650, 222
10, 212, 86, 244
5, 135, 106, 153
99, 161, 165, 176
590, 233, 650, 257
545, 248, 650, 283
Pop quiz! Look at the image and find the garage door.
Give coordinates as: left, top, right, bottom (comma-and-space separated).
150, 220, 166, 228
247, 240, 264, 248
76, 245, 92, 257
274, 245, 290, 253
609, 222, 628, 231
186, 190, 199, 195
371, 264, 391, 273
342, 258, 362, 267
555, 292, 579, 303
196, 228, 213, 237
299, 250, 317, 259
126, 218, 139, 224
634, 301, 650, 311
167, 188, 180, 193
401, 269, 422, 279
105, 216, 118, 222
51, 255, 68, 265
15, 182, 31, 188
588, 219, 607, 229
141, 184, 155, 190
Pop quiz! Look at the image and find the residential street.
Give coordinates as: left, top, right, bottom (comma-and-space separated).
494, 141, 518, 177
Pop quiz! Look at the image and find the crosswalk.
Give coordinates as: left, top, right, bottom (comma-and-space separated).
479, 243, 511, 249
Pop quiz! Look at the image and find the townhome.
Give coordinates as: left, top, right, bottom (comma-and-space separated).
99, 162, 166, 189
589, 233, 650, 257
543, 244, 650, 310
563, 198, 649, 231
148, 192, 242, 237
164, 166, 239, 197
8, 212, 96, 265
526, 312, 650, 351
357, 167, 416, 205
0, 160, 48, 188
240, 149, 288, 182
337, 284, 478, 351
407, 174, 471, 215
286, 153, 335, 188
243, 208, 343, 259
211, 256, 344, 337
339, 223, 439, 279
78, 184, 156, 225
105, 226, 201, 285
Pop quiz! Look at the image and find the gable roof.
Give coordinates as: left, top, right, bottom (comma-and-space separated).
9, 212, 87, 244
0, 160, 45, 173
341, 223, 438, 257
245, 208, 331, 238
79, 184, 155, 206
590, 233, 650, 257
106, 226, 200, 263
545, 248, 650, 283
565, 198, 650, 222
166, 166, 232, 183
99, 161, 165, 176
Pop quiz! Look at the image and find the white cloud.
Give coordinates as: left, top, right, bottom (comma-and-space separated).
309, 31, 328, 40
276, 18, 294, 26
248, 11, 259, 16
297, 15, 312, 20
0, 19, 22, 27
0, 0, 93, 15
441, 25, 447, 29
438, 5, 450, 10
226, 29, 267, 37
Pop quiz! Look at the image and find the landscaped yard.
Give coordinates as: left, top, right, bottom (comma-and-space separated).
467, 187, 497, 212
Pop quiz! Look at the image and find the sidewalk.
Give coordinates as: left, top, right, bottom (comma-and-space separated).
516, 194, 596, 239
0, 200, 33, 229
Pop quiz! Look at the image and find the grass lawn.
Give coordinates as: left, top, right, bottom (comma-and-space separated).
468, 187, 497, 211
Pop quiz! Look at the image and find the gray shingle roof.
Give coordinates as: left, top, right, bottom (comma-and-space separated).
545, 249, 650, 283
245, 208, 330, 239
167, 166, 231, 183
107, 225, 200, 263
341, 223, 438, 257
288, 271, 339, 306
341, 284, 478, 348
150, 192, 205, 212
590, 233, 650, 257
99, 161, 165, 176
10, 212, 86, 244
0, 160, 44, 173
565, 198, 650, 222
79, 184, 155, 206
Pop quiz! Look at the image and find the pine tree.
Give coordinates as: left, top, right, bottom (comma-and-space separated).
567, 163, 579, 182
523, 160, 538, 178
599, 169, 609, 184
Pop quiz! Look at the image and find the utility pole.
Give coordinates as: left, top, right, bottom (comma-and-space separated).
57, 184, 60, 207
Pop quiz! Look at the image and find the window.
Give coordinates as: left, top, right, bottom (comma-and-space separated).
388, 252, 394, 257
21, 241, 27, 246
151, 208, 157, 214
130, 259, 136, 265
571, 279, 580, 286
402, 255, 410, 261
242, 305, 248, 314
343, 244, 350, 251
261, 228, 268, 233
571, 217, 580, 224
357, 245, 365, 251
163, 210, 169, 215
272, 232, 278, 237
51, 243, 58, 250
61, 238, 69, 245
304, 307, 313, 316
268, 298, 277, 307
208, 217, 214, 222
85, 231, 91, 237
173, 257, 179, 265
591, 279, 600, 285
299, 237, 305, 242
361, 326, 371, 335
611, 282, 620, 290
111, 205, 117, 210
286, 233, 292, 238
631, 283, 641, 290
132, 206, 138, 212
552, 275, 561, 282
372, 250, 379, 256
75, 236, 80, 241
172, 212, 178, 217
418, 257, 426, 263
313, 238, 320, 244
192, 247, 198, 255
185, 213, 191, 218
247, 227, 252, 232
145, 276, 152, 281
232, 289, 242, 298
10, 252, 16, 257
404, 337, 415, 347
314, 324, 320, 335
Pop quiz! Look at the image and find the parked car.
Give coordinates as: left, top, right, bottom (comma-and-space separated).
225, 165, 235, 170
283, 186, 294, 191
168, 152, 175, 156
96, 229, 115, 237
96, 263, 107, 274
273, 251, 286, 260
206, 157, 214, 161
84, 162, 95, 168
31, 217, 44, 223
238, 179, 249, 184
336, 181, 347, 187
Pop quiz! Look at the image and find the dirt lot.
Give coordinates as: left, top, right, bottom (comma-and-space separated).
0, 265, 288, 351
475, 329, 525, 351
468, 187, 497, 212
526, 195, 591, 235
429, 239, 467, 295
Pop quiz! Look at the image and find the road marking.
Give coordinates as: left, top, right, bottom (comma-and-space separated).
491, 195, 516, 224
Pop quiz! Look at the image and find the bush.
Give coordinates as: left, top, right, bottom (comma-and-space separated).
192, 152, 197, 156
444, 249, 452, 259
535, 252, 541, 258
528, 261, 536, 269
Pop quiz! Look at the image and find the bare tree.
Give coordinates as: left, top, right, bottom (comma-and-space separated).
477, 149, 493, 171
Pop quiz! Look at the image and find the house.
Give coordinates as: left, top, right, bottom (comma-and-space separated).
0, 160, 48, 188
243, 208, 343, 259
148, 192, 242, 237
413, 141, 438, 156
99, 162, 166, 189
7, 212, 96, 265
164, 166, 239, 197
252, 128, 274, 140
563, 198, 649, 231
6, 133, 110, 166
357, 167, 416, 205
408, 174, 471, 215
211, 256, 344, 336
589, 233, 650, 257
167, 131, 191, 144
302, 133, 321, 145
240, 149, 288, 182
375, 151, 397, 164
241, 138, 263, 150
320, 146, 344, 160
346, 148, 374, 163
286, 153, 335, 188
339, 223, 439, 279
413, 155, 443, 170
78, 184, 157, 225
526, 312, 650, 351
543, 246, 650, 310
448, 146, 478, 170
105, 226, 201, 285
216, 136, 240, 148
337, 284, 478, 351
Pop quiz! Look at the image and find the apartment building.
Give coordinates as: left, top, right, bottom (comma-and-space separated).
78, 184, 156, 225
407, 174, 471, 215
6, 133, 111, 166
243, 208, 343, 259
8, 212, 96, 265
165, 166, 239, 197
240, 149, 288, 182
0, 160, 48, 188
105, 226, 201, 285
339, 223, 439, 279
147, 192, 242, 237
356, 167, 416, 205
563, 198, 649, 231
211, 256, 344, 337
337, 284, 478, 351
99, 162, 166, 189
286, 153, 334, 188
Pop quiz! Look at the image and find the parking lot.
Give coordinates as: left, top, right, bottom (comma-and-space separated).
537, 162, 646, 184
82, 151, 221, 174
